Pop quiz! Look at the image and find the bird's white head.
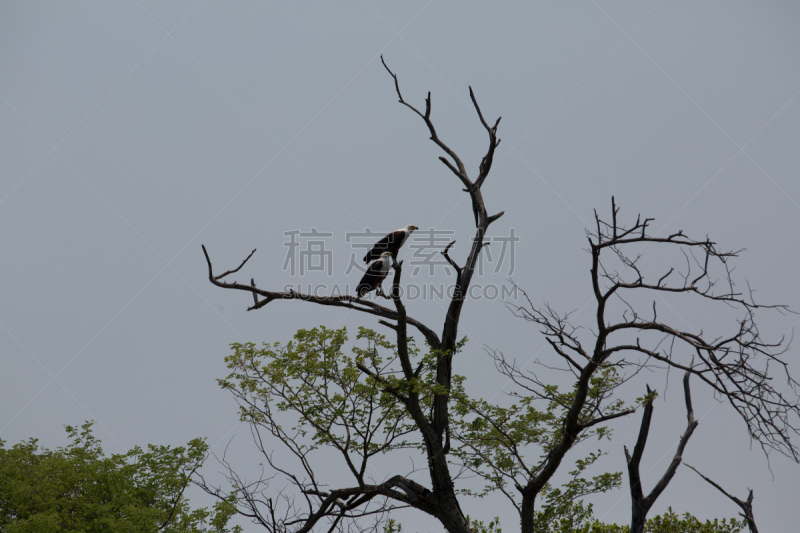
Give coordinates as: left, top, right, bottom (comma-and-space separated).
380, 251, 393, 262
406, 225, 419, 233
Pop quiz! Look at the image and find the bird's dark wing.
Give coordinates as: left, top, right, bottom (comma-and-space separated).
363, 230, 404, 263
357, 259, 384, 296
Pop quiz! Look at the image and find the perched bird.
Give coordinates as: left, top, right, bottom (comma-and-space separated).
357, 252, 392, 298
363, 225, 418, 264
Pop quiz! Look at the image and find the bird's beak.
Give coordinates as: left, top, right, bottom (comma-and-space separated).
412, 225, 419, 231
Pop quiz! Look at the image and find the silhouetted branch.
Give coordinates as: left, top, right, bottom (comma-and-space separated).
625, 372, 698, 533
201, 244, 441, 351
684, 464, 758, 533
441, 241, 462, 276
381, 55, 469, 189
583, 199, 799, 460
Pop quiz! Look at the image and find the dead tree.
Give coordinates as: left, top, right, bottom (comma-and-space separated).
684, 464, 758, 533
201, 57, 502, 533
625, 372, 698, 533
485, 198, 800, 531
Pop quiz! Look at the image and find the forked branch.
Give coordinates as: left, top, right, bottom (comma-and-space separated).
625, 372, 699, 533
381, 55, 469, 188
684, 464, 758, 533
441, 241, 462, 276
201, 244, 441, 350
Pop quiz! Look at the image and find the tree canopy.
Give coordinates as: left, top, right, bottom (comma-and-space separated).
0, 422, 238, 533
208, 326, 748, 533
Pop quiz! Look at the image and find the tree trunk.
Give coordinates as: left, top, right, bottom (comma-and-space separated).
437, 495, 472, 533
520, 492, 536, 533
630, 507, 647, 533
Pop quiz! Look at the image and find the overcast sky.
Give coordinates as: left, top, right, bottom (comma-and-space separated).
2, 1, 800, 531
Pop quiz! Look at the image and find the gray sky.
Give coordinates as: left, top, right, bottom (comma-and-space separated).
2, 1, 799, 531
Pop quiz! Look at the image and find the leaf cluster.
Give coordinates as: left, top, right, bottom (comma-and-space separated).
582, 507, 745, 533
0, 422, 237, 533
390, 507, 744, 533
219, 327, 422, 479
450, 366, 628, 511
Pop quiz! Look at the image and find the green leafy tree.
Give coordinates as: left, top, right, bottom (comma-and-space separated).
579, 507, 744, 533
201, 326, 746, 533
0, 422, 238, 533
452, 507, 744, 533
214, 325, 622, 530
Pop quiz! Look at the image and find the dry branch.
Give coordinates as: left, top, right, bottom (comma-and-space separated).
684, 464, 758, 533
441, 240, 462, 276
201, 244, 441, 350
625, 372, 698, 533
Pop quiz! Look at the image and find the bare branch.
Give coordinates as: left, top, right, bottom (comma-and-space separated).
625, 372, 699, 533
203, 245, 256, 281
469, 86, 501, 190
487, 211, 505, 224
441, 240, 462, 276
201, 245, 441, 351
380, 55, 470, 189
684, 464, 758, 533
577, 408, 636, 431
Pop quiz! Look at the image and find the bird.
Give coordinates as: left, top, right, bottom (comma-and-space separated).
356, 252, 392, 298
362, 225, 418, 264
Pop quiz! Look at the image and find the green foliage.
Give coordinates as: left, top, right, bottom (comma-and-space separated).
220, 326, 424, 462
450, 366, 627, 512
576, 507, 745, 533
383, 518, 403, 533
218, 327, 744, 533
525, 506, 745, 533
390, 508, 743, 533
643, 509, 744, 533
468, 515, 502, 533
0, 422, 238, 533
533, 498, 596, 533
